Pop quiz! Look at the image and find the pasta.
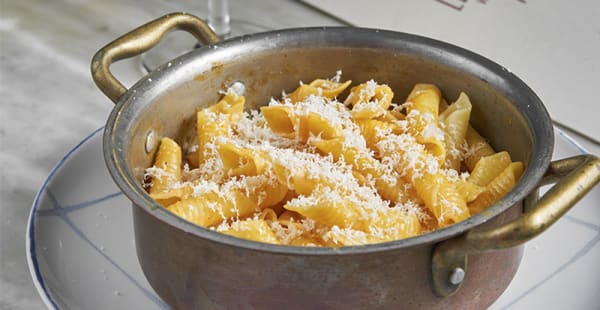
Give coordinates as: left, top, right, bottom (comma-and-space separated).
144, 73, 523, 246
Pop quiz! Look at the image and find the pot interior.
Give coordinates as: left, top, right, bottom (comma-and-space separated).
106, 27, 553, 247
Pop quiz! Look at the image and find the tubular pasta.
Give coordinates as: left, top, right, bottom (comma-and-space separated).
345, 81, 394, 120
440, 92, 472, 170
468, 151, 512, 186
288, 78, 352, 103
465, 126, 496, 171
149, 137, 182, 193
217, 219, 280, 245
147, 137, 184, 207
196, 92, 245, 164
144, 74, 523, 246
310, 137, 412, 204
468, 161, 524, 214
405, 84, 446, 160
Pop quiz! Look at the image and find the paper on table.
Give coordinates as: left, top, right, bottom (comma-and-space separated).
303, 0, 600, 142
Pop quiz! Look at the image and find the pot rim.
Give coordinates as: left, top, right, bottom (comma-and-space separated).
103, 26, 554, 255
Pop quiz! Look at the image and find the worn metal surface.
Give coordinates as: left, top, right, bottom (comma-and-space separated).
133, 203, 523, 309
432, 155, 600, 296
90, 12, 595, 309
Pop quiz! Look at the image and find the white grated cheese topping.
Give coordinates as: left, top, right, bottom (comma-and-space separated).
145, 77, 496, 246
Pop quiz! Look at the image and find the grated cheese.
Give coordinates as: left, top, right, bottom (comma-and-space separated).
144, 75, 510, 247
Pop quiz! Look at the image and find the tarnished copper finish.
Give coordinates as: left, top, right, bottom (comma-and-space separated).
432, 155, 600, 296
91, 12, 219, 103
91, 13, 599, 309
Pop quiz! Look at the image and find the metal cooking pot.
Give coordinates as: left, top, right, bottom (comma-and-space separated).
91, 13, 600, 310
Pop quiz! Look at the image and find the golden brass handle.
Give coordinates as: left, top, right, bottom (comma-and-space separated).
432, 154, 600, 297
91, 12, 220, 104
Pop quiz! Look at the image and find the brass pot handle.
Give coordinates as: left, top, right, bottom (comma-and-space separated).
432, 154, 600, 297
91, 12, 220, 104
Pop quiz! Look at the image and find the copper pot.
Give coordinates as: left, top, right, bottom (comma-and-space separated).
91, 13, 600, 309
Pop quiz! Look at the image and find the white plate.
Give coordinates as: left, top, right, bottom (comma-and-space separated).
27, 127, 600, 309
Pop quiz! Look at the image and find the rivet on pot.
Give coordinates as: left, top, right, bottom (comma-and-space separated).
228, 81, 246, 96
145, 130, 156, 153
449, 267, 465, 285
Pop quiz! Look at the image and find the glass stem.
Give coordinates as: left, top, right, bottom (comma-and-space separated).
208, 0, 231, 37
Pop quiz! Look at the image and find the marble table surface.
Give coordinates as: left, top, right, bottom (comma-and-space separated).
1, 1, 598, 309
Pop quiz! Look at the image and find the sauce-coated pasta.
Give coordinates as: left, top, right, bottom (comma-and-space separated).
144, 73, 523, 246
